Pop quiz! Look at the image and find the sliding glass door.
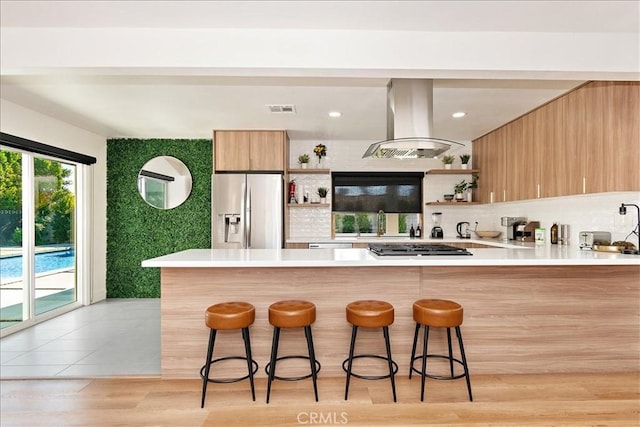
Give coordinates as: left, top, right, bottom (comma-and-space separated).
33, 156, 77, 315
0, 149, 78, 329
0, 149, 25, 328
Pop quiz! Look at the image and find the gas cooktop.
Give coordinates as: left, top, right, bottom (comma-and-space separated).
368, 243, 472, 257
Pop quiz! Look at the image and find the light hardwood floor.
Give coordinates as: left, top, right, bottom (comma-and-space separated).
1, 372, 638, 426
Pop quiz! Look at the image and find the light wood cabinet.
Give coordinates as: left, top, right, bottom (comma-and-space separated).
446, 242, 492, 249
563, 88, 589, 195
582, 82, 607, 193
471, 136, 490, 203
285, 242, 309, 249
473, 81, 639, 202
214, 130, 287, 171
504, 116, 524, 201
491, 127, 508, 202
601, 82, 639, 192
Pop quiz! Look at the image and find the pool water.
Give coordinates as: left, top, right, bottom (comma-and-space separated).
0, 250, 75, 282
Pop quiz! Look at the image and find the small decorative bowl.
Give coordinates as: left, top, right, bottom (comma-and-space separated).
443, 194, 454, 201
474, 230, 502, 238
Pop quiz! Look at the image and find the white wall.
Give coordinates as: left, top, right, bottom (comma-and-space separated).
0, 99, 108, 302
289, 138, 640, 247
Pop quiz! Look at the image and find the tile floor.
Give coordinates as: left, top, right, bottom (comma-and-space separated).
0, 298, 160, 378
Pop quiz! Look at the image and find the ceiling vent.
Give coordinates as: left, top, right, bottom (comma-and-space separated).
267, 104, 296, 114
363, 79, 463, 159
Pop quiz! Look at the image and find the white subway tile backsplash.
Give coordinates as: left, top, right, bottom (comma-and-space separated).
289, 206, 332, 240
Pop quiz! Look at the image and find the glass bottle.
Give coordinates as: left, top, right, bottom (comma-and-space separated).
550, 222, 559, 244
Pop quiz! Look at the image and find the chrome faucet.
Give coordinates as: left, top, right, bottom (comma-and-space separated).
377, 210, 386, 237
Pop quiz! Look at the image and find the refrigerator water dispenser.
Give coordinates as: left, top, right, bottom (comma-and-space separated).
224, 214, 241, 243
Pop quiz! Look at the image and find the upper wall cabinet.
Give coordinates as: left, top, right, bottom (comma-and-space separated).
214, 130, 288, 172
472, 81, 639, 203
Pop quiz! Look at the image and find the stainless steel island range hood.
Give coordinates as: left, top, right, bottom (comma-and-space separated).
363, 79, 463, 159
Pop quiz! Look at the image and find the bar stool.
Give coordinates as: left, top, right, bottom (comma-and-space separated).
343, 300, 398, 402
200, 301, 258, 408
265, 300, 320, 403
409, 299, 472, 401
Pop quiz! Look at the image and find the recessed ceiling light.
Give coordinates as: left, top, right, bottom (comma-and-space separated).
328, 111, 342, 118
452, 111, 467, 118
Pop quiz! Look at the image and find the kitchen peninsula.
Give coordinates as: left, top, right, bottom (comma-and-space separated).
142, 244, 640, 380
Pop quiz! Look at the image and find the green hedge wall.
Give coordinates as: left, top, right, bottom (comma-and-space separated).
106, 139, 212, 298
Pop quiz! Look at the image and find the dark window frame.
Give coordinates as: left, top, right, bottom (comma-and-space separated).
1, 132, 97, 165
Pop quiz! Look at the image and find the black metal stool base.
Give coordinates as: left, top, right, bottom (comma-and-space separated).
200, 356, 259, 383
410, 354, 466, 380
409, 323, 473, 402
265, 355, 322, 381
344, 325, 397, 402
341, 354, 398, 380
266, 325, 320, 403
201, 327, 257, 408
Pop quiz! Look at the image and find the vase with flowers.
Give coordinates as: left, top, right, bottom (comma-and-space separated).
313, 144, 327, 167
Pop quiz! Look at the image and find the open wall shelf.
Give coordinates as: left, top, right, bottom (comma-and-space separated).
287, 169, 330, 174
425, 169, 480, 174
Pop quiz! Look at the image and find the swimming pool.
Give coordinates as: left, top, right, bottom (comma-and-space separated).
0, 250, 75, 282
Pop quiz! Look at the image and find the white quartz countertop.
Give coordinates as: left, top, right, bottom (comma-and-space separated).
141, 245, 640, 268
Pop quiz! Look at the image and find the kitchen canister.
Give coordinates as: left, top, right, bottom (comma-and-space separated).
560, 224, 570, 245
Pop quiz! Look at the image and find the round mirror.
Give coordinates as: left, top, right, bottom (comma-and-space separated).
137, 156, 192, 209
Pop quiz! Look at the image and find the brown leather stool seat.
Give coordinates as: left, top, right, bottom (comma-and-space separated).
200, 302, 258, 408
269, 300, 316, 328
206, 301, 255, 330
346, 300, 394, 328
343, 300, 398, 402
265, 300, 320, 403
409, 299, 472, 402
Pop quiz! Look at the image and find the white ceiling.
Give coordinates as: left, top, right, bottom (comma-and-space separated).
1, 1, 638, 142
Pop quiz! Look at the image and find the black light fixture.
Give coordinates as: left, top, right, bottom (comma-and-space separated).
618, 203, 640, 255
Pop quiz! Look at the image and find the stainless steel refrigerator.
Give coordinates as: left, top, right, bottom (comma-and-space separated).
212, 173, 284, 249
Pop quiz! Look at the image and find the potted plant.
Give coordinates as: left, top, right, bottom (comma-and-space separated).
441, 155, 455, 169
298, 154, 310, 169
459, 154, 471, 169
317, 187, 329, 203
454, 179, 467, 200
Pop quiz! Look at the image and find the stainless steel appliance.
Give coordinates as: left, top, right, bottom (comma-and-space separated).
212, 173, 283, 249
430, 212, 443, 239
456, 221, 471, 239
515, 221, 540, 242
501, 216, 527, 240
368, 243, 472, 256
578, 231, 612, 250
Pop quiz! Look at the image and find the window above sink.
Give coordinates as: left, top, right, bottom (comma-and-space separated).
334, 212, 422, 237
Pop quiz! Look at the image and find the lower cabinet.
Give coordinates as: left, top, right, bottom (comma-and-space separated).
285, 243, 310, 249
445, 242, 492, 249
